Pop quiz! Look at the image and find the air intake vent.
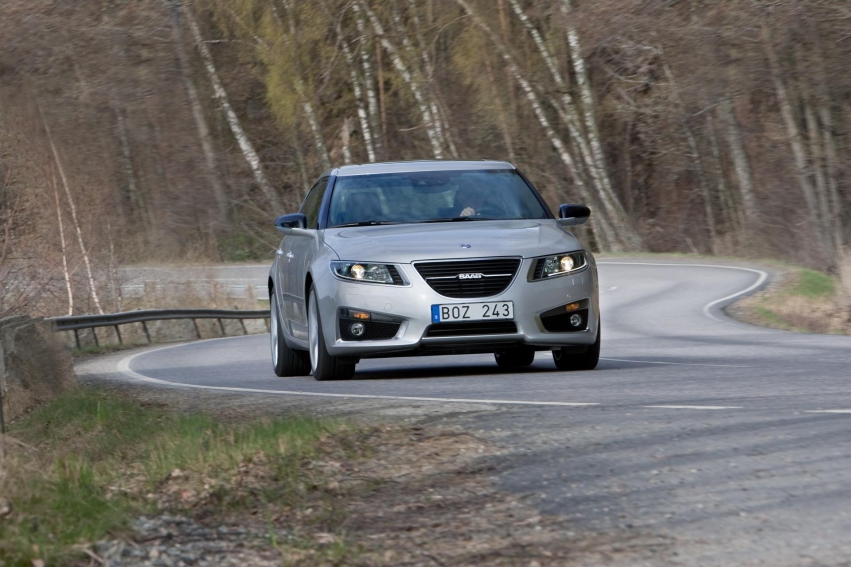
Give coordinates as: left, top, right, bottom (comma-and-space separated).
414, 258, 521, 299
425, 321, 518, 337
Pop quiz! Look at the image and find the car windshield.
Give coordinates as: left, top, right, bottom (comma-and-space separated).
327, 169, 548, 227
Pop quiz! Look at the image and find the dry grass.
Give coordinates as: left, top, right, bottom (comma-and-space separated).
734, 257, 851, 335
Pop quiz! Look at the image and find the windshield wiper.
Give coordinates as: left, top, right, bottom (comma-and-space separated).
416, 217, 497, 223
333, 221, 399, 227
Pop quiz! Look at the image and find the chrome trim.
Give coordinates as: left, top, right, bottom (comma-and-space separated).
426, 273, 514, 280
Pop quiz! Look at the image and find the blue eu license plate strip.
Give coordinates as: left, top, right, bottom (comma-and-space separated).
431, 305, 441, 323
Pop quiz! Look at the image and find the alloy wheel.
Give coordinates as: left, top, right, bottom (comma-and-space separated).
270, 297, 279, 367
308, 291, 319, 374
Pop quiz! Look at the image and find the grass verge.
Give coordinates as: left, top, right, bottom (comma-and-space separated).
733, 265, 850, 335
0, 388, 359, 566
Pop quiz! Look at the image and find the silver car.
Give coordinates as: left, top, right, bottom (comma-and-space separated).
269, 160, 600, 380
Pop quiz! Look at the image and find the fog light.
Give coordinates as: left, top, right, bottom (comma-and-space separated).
351, 311, 370, 320
569, 313, 583, 327
350, 322, 365, 337
565, 302, 580, 312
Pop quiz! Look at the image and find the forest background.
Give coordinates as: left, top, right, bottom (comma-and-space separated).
1, 0, 849, 317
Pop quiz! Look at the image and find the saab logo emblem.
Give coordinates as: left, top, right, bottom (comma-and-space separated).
458, 273, 484, 280
460, 244, 472, 248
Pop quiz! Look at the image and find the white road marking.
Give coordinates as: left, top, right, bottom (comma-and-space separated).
644, 405, 743, 410
601, 357, 750, 368
805, 410, 851, 414
116, 344, 599, 407
598, 261, 769, 323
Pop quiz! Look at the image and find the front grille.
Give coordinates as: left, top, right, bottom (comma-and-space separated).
339, 318, 401, 341
415, 258, 521, 299
425, 321, 517, 337
540, 308, 588, 333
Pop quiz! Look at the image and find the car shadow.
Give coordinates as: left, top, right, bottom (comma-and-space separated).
348, 358, 629, 381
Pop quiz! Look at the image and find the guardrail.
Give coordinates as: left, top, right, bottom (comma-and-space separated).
47, 308, 270, 348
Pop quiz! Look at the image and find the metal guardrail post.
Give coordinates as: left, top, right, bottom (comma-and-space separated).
141, 321, 151, 343
114, 325, 123, 345
192, 319, 201, 339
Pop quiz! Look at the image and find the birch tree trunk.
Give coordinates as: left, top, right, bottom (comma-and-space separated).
484, 55, 516, 161
51, 173, 74, 315
169, 1, 229, 226
184, 7, 283, 211
820, 104, 844, 253
273, 0, 331, 171
454, 0, 614, 249
706, 112, 743, 237
359, 1, 444, 159
561, 0, 641, 250
803, 95, 835, 259
339, 29, 376, 162
717, 99, 757, 225
37, 99, 104, 314
761, 21, 824, 255
508, 0, 639, 250
351, 4, 383, 157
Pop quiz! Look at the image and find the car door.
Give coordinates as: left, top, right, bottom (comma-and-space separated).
285, 177, 329, 339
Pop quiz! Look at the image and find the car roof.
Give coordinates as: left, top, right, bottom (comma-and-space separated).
325, 160, 516, 178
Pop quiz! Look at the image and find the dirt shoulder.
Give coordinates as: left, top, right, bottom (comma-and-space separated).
1, 380, 668, 567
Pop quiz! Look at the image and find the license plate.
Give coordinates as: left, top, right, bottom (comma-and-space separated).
431, 301, 514, 323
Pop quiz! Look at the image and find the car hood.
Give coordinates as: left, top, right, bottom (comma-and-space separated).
323, 220, 581, 263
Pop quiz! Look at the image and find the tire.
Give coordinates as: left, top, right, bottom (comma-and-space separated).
553, 322, 601, 371
494, 346, 536, 369
270, 293, 311, 377
308, 286, 356, 381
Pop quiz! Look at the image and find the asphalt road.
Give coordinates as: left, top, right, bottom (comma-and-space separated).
103, 260, 851, 565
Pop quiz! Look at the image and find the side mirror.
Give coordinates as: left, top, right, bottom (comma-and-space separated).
275, 213, 311, 236
557, 204, 591, 227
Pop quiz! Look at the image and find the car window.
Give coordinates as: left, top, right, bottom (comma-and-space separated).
327, 170, 547, 226
300, 177, 329, 229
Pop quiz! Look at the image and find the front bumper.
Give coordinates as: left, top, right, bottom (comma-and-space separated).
313, 257, 599, 357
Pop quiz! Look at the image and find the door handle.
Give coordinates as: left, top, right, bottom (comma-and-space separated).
275, 249, 283, 255
285, 252, 295, 259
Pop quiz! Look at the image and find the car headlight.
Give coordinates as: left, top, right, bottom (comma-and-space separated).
331, 261, 402, 284
530, 251, 587, 280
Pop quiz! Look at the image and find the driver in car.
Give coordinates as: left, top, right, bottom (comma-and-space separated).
456, 186, 489, 217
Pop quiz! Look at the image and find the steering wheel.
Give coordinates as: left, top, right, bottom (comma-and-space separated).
472, 204, 503, 218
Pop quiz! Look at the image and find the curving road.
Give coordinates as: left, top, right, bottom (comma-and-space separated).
98, 260, 851, 565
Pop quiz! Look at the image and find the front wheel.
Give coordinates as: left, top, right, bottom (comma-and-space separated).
553, 322, 601, 371
308, 287, 355, 381
270, 294, 311, 377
